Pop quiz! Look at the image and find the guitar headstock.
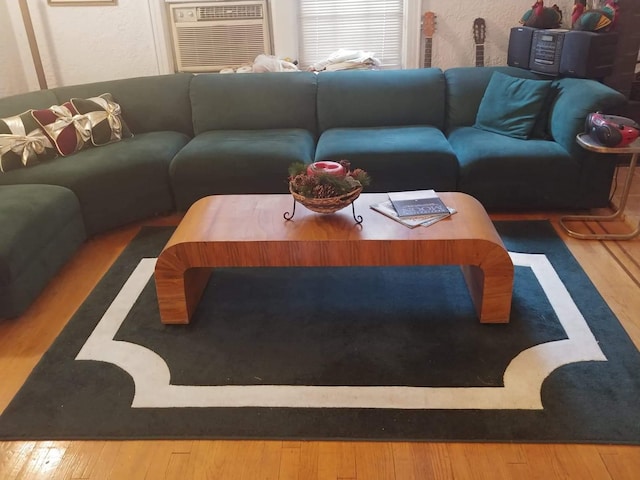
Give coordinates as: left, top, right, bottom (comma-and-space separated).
422, 11, 436, 38
473, 18, 486, 45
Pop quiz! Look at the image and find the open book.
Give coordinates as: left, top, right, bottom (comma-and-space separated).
370, 200, 456, 228
387, 190, 449, 217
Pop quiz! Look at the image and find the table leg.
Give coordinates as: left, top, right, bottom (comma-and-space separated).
461, 263, 513, 324
156, 267, 212, 324
560, 152, 640, 240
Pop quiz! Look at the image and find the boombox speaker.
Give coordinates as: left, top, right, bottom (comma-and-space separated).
585, 113, 640, 147
559, 31, 618, 79
507, 26, 535, 69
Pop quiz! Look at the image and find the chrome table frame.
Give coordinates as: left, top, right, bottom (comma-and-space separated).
560, 134, 640, 241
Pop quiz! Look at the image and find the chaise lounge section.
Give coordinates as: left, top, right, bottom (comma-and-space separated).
0, 184, 85, 319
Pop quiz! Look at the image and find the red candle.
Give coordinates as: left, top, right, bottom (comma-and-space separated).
307, 161, 346, 177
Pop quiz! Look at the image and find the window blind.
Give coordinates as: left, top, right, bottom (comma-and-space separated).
298, 0, 404, 70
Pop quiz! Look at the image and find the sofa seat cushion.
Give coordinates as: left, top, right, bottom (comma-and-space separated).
0, 132, 189, 235
0, 184, 85, 319
170, 129, 316, 210
314, 126, 458, 193
448, 126, 578, 209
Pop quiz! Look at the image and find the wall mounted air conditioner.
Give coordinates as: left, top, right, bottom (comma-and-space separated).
167, 0, 273, 72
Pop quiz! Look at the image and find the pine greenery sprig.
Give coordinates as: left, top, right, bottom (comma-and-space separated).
288, 162, 307, 177
288, 161, 371, 199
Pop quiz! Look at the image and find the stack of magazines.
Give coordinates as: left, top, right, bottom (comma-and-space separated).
370, 190, 456, 228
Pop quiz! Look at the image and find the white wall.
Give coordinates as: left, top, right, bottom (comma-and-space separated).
0, 1, 33, 98
2, 0, 576, 99
2, 0, 162, 98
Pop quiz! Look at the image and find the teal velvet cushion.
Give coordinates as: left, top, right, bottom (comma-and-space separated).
316, 69, 446, 133
474, 72, 552, 140
190, 73, 318, 135
0, 184, 85, 318
169, 129, 316, 210
529, 82, 559, 140
315, 126, 458, 193
448, 126, 577, 208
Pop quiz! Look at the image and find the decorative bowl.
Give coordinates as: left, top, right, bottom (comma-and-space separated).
289, 185, 362, 214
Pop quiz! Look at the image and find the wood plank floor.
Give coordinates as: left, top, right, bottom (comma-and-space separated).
1, 175, 639, 479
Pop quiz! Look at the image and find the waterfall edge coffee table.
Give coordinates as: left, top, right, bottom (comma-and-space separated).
155, 193, 514, 325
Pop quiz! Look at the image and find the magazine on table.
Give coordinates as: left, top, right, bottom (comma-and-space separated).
370, 200, 456, 228
387, 189, 450, 217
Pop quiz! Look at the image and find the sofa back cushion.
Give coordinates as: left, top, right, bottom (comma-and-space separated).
52, 74, 194, 137
190, 72, 318, 136
0, 90, 59, 119
316, 68, 445, 133
444, 66, 545, 131
474, 72, 553, 140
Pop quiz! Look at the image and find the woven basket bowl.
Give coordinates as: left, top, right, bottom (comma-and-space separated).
289, 185, 363, 214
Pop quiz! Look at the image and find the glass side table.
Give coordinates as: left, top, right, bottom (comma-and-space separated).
559, 133, 640, 240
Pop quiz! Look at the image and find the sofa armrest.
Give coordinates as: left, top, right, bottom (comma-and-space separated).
548, 78, 627, 157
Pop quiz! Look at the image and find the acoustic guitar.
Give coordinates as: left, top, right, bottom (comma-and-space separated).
422, 11, 436, 68
473, 18, 486, 67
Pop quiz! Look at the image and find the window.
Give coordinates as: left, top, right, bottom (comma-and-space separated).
298, 0, 404, 70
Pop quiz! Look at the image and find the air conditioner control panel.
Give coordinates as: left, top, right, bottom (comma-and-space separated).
174, 8, 197, 22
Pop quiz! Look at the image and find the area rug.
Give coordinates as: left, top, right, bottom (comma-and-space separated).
1, 221, 639, 443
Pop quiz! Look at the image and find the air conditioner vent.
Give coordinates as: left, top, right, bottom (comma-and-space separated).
176, 24, 266, 68
197, 4, 263, 21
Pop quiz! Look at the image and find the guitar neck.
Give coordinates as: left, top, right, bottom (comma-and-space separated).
475, 44, 484, 67
472, 18, 486, 68
424, 38, 433, 68
421, 11, 436, 69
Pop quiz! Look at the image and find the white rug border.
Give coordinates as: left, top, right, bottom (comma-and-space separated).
75, 253, 606, 410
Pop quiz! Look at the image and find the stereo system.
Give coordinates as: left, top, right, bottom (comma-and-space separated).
507, 26, 618, 79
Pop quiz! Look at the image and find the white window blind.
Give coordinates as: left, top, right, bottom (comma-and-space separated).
298, 0, 404, 70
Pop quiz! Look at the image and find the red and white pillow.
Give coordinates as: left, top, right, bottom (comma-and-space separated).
31, 102, 91, 156
30, 93, 131, 157
2, 94, 131, 171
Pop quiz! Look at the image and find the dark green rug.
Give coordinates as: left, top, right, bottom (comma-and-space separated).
1, 221, 639, 442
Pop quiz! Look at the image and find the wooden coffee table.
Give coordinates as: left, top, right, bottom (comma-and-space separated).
155, 193, 513, 324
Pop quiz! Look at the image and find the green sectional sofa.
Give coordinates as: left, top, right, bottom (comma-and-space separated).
0, 66, 627, 318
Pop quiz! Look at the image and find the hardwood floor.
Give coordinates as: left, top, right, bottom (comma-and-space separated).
1, 180, 639, 478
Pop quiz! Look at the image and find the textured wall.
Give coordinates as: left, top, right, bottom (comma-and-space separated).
3, 0, 161, 97
33, 0, 160, 87
0, 1, 28, 98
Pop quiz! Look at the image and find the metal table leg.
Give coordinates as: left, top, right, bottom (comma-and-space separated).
560, 152, 640, 240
